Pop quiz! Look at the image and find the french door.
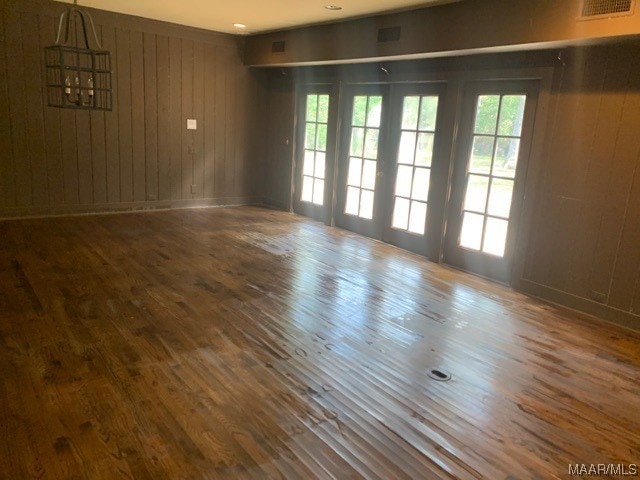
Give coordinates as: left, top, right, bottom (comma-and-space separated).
381, 84, 444, 256
334, 85, 390, 238
333, 83, 445, 255
292, 79, 538, 285
292, 85, 337, 223
443, 81, 538, 283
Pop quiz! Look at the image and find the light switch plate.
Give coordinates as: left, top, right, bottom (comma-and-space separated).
186, 119, 197, 130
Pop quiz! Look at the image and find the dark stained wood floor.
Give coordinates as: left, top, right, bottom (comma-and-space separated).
0, 206, 639, 479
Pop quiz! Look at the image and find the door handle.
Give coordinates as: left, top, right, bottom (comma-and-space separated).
376, 171, 384, 177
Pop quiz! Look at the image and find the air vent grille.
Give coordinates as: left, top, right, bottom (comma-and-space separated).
271, 41, 285, 53
581, 0, 633, 17
377, 26, 401, 43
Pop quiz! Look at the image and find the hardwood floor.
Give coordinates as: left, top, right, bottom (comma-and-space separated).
0, 206, 638, 479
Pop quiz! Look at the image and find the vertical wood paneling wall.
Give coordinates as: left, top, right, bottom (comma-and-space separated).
0, 0, 265, 217
260, 43, 640, 328
264, 75, 295, 211
521, 44, 640, 322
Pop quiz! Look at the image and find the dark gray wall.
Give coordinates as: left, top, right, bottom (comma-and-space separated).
520, 44, 640, 321
0, 0, 266, 217
245, 0, 640, 66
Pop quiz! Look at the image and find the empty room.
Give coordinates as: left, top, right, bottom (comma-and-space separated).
1, 0, 639, 478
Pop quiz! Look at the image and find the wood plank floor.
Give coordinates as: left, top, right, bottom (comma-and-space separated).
0, 206, 639, 479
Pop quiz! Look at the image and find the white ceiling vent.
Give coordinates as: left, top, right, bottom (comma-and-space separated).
579, 0, 635, 19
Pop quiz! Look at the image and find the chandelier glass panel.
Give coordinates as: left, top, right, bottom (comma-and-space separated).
44, 3, 112, 110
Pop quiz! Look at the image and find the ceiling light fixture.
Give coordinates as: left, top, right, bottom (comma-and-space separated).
233, 23, 247, 29
44, 0, 112, 110
324, 5, 342, 10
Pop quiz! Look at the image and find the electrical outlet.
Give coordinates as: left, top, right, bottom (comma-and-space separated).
191, 185, 197, 194
186, 119, 197, 130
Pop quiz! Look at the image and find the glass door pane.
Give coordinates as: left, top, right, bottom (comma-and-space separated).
344, 95, 383, 220
300, 93, 330, 205
458, 94, 525, 257
390, 95, 438, 235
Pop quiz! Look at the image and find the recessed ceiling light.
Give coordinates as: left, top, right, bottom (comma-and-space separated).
233, 23, 247, 29
324, 5, 342, 10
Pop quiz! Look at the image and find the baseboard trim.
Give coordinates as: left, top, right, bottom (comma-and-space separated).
518, 278, 640, 332
260, 197, 291, 212
0, 197, 264, 221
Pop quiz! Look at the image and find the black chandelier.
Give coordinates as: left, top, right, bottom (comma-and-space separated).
44, 1, 112, 110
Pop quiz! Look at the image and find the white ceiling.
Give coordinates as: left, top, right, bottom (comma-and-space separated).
56, 0, 455, 35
